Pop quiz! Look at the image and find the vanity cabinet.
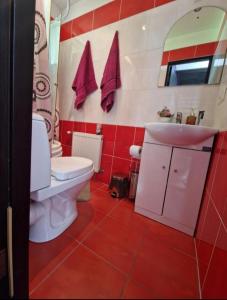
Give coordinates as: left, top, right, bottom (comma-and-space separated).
135, 134, 213, 236
136, 143, 172, 215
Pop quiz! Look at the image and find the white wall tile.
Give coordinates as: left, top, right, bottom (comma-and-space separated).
57, 0, 227, 129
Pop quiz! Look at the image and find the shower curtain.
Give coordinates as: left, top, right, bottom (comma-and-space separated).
33, 0, 53, 142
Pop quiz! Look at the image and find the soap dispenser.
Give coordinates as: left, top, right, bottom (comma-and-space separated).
186, 109, 197, 125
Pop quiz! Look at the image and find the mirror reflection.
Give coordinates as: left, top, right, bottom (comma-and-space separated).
159, 6, 227, 87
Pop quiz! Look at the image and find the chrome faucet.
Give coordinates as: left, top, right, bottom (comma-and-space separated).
197, 111, 205, 125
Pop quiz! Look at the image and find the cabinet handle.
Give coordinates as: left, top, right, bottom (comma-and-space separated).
174, 169, 178, 173
162, 166, 166, 170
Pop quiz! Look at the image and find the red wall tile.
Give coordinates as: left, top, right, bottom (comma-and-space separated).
155, 0, 175, 7
211, 132, 227, 217
102, 124, 117, 156
60, 0, 177, 42
95, 154, 113, 184
93, 0, 121, 30
73, 121, 86, 133
71, 12, 93, 37
120, 0, 155, 20
205, 133, 224, 194
169, 46, 196, 62
85, 122, 97, 134
60, 21, 72, 42
114, 125, 135, 160
161, 51, 170, 65
112, 157, 131, 177
61, 120, 74, 146
202, 225, 227, 299
60, 120, 145, 185
196, 131, 227, 298
196, 42, 218, 57
134, 127, 145, 146
62, 145, 72, 156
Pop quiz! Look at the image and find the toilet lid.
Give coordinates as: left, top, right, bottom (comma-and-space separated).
51, 156, 93, 181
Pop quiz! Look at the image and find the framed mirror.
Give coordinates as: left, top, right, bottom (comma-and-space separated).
158, 6, 227, 87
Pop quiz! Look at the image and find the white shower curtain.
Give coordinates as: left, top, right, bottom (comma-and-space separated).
33, 0, 53, 142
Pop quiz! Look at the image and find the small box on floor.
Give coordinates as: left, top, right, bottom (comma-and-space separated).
109, 173, 129, 198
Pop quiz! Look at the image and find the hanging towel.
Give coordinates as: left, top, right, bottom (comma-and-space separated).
72, 41, 98, 109
100, 31, 121, 112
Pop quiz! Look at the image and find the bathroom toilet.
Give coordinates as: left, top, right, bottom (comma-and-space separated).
51, 139, 63, 157
30, 113, 94, 243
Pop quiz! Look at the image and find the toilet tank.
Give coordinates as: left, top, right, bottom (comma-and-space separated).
30, 113, 51, 192
72, 132, 103, 172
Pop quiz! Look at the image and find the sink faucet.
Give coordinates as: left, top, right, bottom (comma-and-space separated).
197, 111, 205, 125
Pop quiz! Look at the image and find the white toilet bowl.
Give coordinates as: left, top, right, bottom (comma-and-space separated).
30, 114, 94, 243
51, 140, 63, 157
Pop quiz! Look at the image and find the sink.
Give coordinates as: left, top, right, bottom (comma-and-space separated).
145, 122, 218, 146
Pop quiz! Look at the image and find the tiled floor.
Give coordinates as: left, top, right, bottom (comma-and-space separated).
29, 180, 200, 299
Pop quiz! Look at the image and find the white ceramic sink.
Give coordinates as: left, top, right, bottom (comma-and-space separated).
145, 122, 218, 146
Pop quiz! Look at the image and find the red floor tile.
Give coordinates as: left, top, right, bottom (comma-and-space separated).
84, 227, 136, 274
143, 218, 195, 257
29, 234, 75, 282
131, 236, 199, 299
29, 180, 200, 299
90, 178, 106, 192
30, 244, 126, 299
29, 240, 79, 294
90, 189, 119, 214
96, 216, 145, 255
64, 201, 106, 242
202, 225, 227, 299
122, 279, 154, 299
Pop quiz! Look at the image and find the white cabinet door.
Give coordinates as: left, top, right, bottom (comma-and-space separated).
135, 143, 172, 215
163, 148, 210, 229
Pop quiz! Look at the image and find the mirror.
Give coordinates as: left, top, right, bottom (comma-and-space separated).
158, 6, 227, 87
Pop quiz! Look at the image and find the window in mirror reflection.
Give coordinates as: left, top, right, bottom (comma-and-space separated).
165, 57, 212, 86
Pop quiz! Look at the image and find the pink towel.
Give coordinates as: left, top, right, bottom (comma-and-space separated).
101, 31, 121, 112
72, 41, 98, 109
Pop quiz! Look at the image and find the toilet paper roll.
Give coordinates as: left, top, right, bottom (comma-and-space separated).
130, 145, 142, 159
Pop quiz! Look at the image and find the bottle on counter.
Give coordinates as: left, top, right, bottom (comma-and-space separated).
186, 109, 197, 125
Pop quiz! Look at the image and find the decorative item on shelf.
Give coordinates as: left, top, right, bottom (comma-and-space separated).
96, 123, 102, 135
186, 108, 197, 125
176, 112, 183, 124
157, 106, 174, 123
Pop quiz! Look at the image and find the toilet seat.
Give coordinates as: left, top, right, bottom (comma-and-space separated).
31, 166, 94, 202
51, 157, 93, 180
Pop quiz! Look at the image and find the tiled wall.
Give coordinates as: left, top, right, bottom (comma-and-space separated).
161, 41, 219, 65
196, 131, 227, 299
60, 0, 175, 42
57, 0, 227, 129
59, 120, 145, 184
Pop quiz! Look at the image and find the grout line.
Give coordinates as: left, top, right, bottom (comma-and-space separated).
194, 238, 202, 299
119, 230, 145, 298
91, 10, 95, 31
208, 134, 225, 194
196, 190, 212, 247
211, 197, 227, 233
201, 219, 222, 291
118, 0, 123, 20
29, 241, 80, 296
81, 243, 128, 277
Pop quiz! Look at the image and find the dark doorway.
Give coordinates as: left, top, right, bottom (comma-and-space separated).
0, 0, 35, 298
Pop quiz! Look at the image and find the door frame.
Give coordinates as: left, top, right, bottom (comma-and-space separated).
0, 0, 35, 298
